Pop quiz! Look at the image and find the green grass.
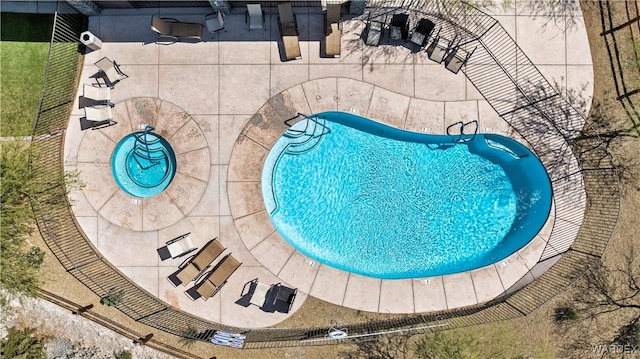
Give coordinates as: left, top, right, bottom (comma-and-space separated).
1, 13, 54, 137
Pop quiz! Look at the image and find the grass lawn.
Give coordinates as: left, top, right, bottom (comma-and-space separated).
1, 13, 54, 137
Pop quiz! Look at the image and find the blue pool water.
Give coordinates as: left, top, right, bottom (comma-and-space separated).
262, 112, 552, 279
111, 132, 177, 198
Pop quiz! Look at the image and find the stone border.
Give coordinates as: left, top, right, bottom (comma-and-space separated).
228, 78, 567, 313
76, 97, 210, 232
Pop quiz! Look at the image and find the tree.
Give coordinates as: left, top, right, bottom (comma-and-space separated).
557, 241, 640, 357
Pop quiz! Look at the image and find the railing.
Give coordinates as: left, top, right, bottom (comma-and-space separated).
29, 0, 620, 350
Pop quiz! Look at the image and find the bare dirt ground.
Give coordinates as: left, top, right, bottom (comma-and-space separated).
3, 1, 639, 358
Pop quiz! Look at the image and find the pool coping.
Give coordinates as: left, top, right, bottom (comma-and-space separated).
227, 78, 567, 313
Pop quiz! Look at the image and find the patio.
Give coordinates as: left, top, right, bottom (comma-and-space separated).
63, 3, 593, 329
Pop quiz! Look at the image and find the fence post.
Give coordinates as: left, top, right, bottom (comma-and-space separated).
134, 333, 153, 345
72, 304, 93, 314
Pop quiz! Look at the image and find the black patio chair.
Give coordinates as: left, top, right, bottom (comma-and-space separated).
409, 18, 435, 47
389, 13, 409, 41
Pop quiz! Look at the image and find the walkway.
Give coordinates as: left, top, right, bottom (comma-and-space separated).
64, 3, 592, 328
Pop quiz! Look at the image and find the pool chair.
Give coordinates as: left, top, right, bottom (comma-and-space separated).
157, 232, 197, 261
277, 3, 301, 61
389, 13, 409, 41
240, 279, 272, 309
80, 83, 113, 109
151, 15, 203, 43
205, 11, 225, 34
81, 106, 117, 131
444, 45, 475, 74
94, 57, 128, 88
168, 238, 225, 286
192, 254, 241, 300
364, 17, 384, 46
246, 4, 265, 30
323, 3, 342, 57
272, 284, 297, 313
426, 34, 452, 64
409, 18, 435, 48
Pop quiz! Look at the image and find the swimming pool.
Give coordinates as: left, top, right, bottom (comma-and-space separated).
111, 131, 177, 198
262, 112, 552, 279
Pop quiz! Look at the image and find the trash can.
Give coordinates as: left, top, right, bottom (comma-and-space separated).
80, 31, 102, 51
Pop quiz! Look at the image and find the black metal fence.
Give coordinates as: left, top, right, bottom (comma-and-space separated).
30, 0, 619, 349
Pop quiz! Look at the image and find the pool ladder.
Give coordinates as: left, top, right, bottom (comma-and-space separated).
284, 113, 331, 155
133, 125, 161, 168
446, 120, 478, 143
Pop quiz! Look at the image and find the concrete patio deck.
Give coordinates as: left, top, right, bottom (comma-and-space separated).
64, 3, 592, 328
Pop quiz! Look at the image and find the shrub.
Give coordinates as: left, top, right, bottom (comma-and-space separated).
100, 288, 124, 306
554, 306, 578, 323
114, 349, 133, 359
0, 327, 45, 359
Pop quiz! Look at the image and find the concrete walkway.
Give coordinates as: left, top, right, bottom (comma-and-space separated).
64, 3, 592, 328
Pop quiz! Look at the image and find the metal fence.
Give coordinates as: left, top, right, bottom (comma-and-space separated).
30, 0, 620, 349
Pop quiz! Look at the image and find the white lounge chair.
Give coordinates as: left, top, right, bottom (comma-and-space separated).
82, 106, 116, 130
81, 84, 112, 108
94, 57, 128, 88
158, 232, 198, 260
246, 4, 265, 30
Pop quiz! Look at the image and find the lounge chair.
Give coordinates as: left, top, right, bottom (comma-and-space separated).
365, 18, 384, 46
80, 84, 113, 108
444, 46, 475, 74
157, 232, 197, 261
409, 18, 435, 48
246, 4, 265, 30
205, 11, 225, 34
389, 13, 409, 41
81, 106, 117, 131
324, 4, 342, 57
151, 15, 203, 43
426, 35, 452, 64
169, 238, 225, 286
272, 284, 297, 313
277, 3, 301, 61
241, 279, 272, 309
94, 57, 128, 88
194, 254, 241, 300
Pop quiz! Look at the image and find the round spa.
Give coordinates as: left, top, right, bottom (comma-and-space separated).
262, 111, 552, 279
111, 131, 177, 198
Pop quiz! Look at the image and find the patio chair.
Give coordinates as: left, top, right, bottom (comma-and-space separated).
81, 106, 117, 131
80, 84, 113, 108
364, 17, 384, 46
205, 11, 225, 34
277, 2, 301, 61
323, 4, 342, 57
94, 57, 128, 88
194, 254, 241, 300
444, 45, 475, 74
389, 13, 409, 41
157, 232, 197, 261
426, 34, 452, 64
409, 18, 435, 48
240, 279, 272, 309
169, 238, 225, 286
246, 4, 265, 30
272, 284, 297, 313
151, 15, 203, 43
